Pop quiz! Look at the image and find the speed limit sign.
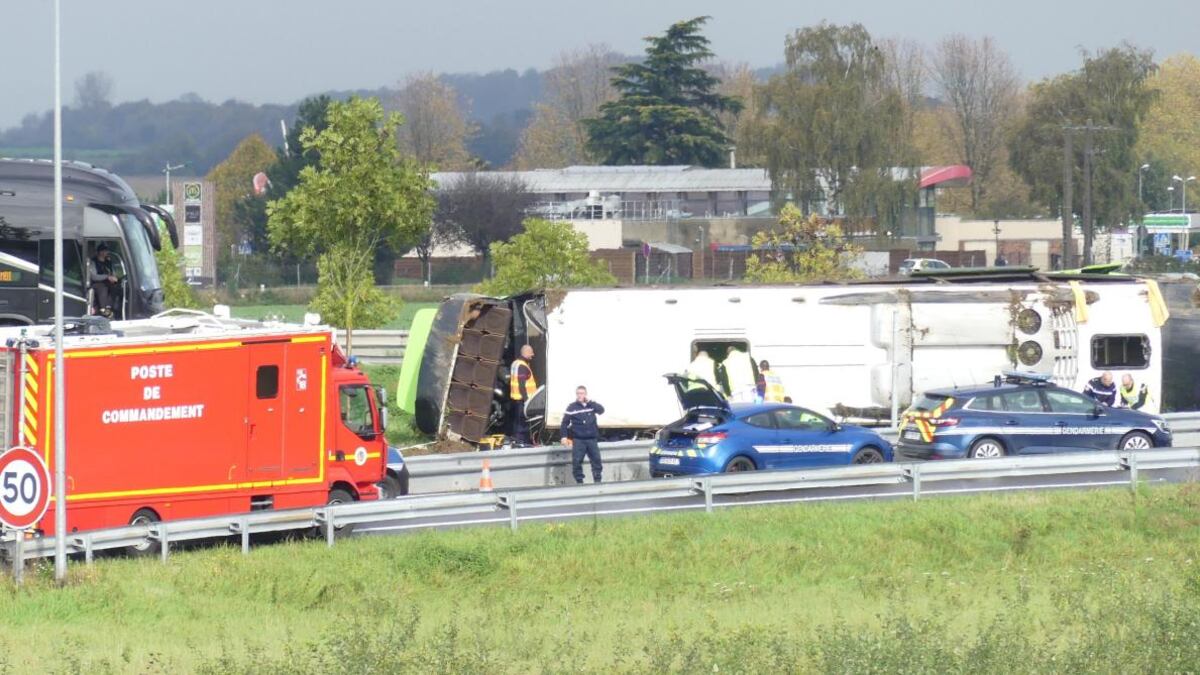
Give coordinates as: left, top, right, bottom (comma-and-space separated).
0, 447, 51, 530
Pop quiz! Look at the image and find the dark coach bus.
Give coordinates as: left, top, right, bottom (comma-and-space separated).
0, 159, 178, 325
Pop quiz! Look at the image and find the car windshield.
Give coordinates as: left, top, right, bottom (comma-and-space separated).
118, 214, 162, 293
899, 260, 915, 271
910, 393, 951, 413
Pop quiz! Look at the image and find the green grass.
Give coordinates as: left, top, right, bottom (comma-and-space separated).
362, 363, 431, 447
2, 485, 1199, 673
230, 302, 437, 331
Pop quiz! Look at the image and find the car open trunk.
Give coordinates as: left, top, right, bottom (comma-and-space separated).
659, 373, 732, 448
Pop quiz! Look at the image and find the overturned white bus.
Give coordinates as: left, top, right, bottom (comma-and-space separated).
407, 269, 1171, 444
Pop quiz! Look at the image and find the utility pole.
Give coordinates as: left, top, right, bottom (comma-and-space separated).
1082, 121, 1094, 266
1061, 130, 1074, 269
1062, 120, 1118, 268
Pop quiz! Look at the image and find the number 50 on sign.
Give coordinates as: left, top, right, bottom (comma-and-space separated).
0, 447, 52, 530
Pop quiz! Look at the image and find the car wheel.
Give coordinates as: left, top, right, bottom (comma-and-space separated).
1119, 431, 1153, 451
324, 488, 357, 537
852, 447, 885, 464
724, 456, 755, 473
968, 438, 1005, 459
126, 508, 161, 557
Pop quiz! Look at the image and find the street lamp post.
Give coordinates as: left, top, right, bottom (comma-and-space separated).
51, 0, 68, 584
163, 163, 185, 209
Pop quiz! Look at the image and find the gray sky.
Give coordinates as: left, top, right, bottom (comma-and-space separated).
3, 0, 1197, 128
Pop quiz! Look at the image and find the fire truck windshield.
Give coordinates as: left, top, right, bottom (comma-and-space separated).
118, 214, 162, 293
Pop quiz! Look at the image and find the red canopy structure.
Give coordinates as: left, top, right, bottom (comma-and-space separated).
919, 165, 973, 189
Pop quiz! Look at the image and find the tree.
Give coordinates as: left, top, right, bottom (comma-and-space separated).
749, 23, 914, 231
206, 134, 276, 269
710, 62, 761, 166
231, 96, 332, 265
267, 97, 434, 351
309, 243, 398, 342
514, 45, 625, 168
152, 218, 198, 309
436, 172, 535, 269
478, 219, 616, 295
929, 35, 1021, 212
1009, 45, 1157, 264
1138, 53, 1200, 182
392, 73, 474, 170
583, 17, 741, 166
744, 205, 864, 284
74, 71, 113, 109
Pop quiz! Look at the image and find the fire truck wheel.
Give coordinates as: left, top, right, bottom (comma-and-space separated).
126, 508, 162, 557
325, 488, 357, 536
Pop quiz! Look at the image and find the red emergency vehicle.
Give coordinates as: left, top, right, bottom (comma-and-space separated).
1, 312, 387, 537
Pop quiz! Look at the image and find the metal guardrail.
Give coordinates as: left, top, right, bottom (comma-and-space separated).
334, 329, 408, 365
6, 448, 1199, 567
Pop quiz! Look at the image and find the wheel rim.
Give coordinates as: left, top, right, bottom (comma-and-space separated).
973, 442, 1003, 459
729, 459, 752, 472
854, 450, 883, 464
1123, 435, 1151, 450
130, 515, 156, 551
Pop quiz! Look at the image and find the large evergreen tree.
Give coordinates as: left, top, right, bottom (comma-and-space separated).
583, 17, 741, 166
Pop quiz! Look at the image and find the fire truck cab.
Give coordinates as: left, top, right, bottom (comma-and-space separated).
0, 310, 387, 537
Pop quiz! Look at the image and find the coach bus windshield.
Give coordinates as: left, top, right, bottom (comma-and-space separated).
118, 214, 162, 293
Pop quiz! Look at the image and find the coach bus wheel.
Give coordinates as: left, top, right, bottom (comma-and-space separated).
968, 438, 1006, 459
852, 447, 885, 464
724, 457, 755, 473
1119, 431, 1153, 451
127, 508, 162, 557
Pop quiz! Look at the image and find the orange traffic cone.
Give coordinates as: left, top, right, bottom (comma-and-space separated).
479, 458, 494, 492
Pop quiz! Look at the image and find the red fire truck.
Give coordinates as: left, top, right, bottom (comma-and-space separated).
1, 311, 387, 538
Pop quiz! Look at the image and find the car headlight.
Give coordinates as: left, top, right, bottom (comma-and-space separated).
1152, 418, 1170, 433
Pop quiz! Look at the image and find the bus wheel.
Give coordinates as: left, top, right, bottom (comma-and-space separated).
126, 508, 162, 557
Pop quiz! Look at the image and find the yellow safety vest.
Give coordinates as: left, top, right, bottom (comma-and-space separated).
509, 358, 537, 401
1120, 384, 1150, 408
762, 369, 786, 402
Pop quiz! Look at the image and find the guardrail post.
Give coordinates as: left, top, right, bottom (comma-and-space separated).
159, 527, 170, 563
325, 511, 336, 548
12, 531, 24, 586
84, 536, 93, 565
508, 494, 519, 531
703, 478, 713, 513
911, 465, 922, 501
1128, 452, 1138, 491
240, 518, 250, 554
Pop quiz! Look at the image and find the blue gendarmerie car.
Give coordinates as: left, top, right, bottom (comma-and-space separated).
895, 372, 1173, 461
650, 374, 894, 476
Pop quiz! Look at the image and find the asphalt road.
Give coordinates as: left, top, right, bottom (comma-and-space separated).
358, 465, 1200, 537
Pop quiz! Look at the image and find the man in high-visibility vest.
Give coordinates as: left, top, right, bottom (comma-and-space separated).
509, 344, 538, 446
1118, 374, 1151, 410
757, 360, 787, 403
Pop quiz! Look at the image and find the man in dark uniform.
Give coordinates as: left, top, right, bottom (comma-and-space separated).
1083, 371, 1117, 407
89, 243, 119, 318
560, 385, 605, 484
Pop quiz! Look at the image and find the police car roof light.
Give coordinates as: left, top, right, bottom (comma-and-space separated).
1001, 370, 1052, 385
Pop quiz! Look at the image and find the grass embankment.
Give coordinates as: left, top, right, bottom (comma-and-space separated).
2, 486, 1199, 673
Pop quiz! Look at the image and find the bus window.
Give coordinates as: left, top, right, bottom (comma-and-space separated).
38, 239, 85, 297
0, 238, 38, 287
1091, 334, 1150, 369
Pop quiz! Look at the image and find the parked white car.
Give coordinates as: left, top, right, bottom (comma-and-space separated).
899, 258, 952, 275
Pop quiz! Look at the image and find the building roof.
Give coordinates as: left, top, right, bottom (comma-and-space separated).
431, 165, 773, 194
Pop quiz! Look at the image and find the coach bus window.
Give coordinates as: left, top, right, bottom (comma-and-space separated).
1091, 335, 1149, 369
0, 238, 37, 287
255, 365, 279, 399
38, 239, 85, 297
